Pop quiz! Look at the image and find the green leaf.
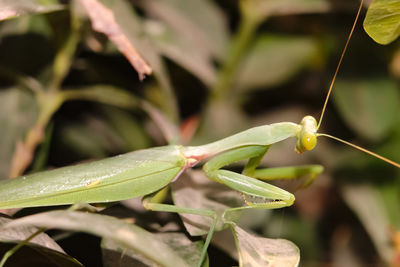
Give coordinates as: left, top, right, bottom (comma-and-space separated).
141, 0, 228, 61
378, 181, 400, 228
145, 20, 217, 86
1, 211, 190, 267
0, 0, 65, 21
333, 78, 400, 141
240, 0, 330, 21
0, 14, 53, 37
0, 88, 37, 179
363, 0, 400, 45
236, 35, 318, 90
233, 225, 300, 267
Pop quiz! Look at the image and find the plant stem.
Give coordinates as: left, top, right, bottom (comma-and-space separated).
0, 228, 45, 267
8, 12, 82, 178
210, 14, 262, 102
49, 15, 81, 92
8, 91, 65, 178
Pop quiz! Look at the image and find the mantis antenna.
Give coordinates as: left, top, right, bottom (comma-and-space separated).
315, 0, 399, 169
318, 133, 400, 168
317, 0, 364, 130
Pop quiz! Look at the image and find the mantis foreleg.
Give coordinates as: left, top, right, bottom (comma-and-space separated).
202, 146, 323, 222
253, 165, 324, 189
203, 146, 295, 207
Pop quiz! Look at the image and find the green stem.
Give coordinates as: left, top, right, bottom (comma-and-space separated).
0, 228, 45, 267
0, 65, 43, 94
8, 91, 64, 178
8, 13, 81, 177
210, 14, 262, 102
48, 15, 80, 92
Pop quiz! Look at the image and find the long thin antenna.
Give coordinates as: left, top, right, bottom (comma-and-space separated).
317, 133, 400, 168
317, 0, 365, 130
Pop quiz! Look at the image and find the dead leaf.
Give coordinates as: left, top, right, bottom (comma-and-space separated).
79, 0, 152, 80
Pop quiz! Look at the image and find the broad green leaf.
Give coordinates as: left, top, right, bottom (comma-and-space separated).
333, 78, 400, 141
236, 35, 318, 90
145, 20, 217, 86
1, 211, 189, 267
364, 0, 400, 45
378, 181, 400, 229
141, 0, 228, 61
0, 14, 53, 37
0, 88, 37, 179
233, 225, 300, 267
0, 0, 64, 21
377, 123, 400, 163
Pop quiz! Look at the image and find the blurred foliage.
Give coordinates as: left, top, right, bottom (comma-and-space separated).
364, 0, 400, 45
0, 0, 399, 266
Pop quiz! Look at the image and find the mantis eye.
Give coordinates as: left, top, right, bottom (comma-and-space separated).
301, 133, 317, 151
296, 115, 318, 153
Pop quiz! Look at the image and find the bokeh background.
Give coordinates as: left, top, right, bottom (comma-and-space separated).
0, 0, 399, 266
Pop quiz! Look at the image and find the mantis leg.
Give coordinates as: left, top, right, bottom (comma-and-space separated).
203, 145, 323, 223
240, 145, 323, 188
142, 189, 217, 267
252, 165, 324, 188
203, 145, 295, 209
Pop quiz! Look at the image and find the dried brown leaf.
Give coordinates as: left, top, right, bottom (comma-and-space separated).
79, 0, 152, 80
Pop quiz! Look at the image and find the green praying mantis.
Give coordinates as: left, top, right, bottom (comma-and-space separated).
0, 0, 399, 266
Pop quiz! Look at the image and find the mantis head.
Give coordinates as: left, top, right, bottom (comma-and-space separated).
293, 0, 399, 168
295, 116, 317, 154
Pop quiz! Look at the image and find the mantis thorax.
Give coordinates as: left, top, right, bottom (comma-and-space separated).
295, 116, 317, 154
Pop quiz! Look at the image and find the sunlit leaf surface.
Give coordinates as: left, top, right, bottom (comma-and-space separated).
364, 0, 400, 45
0, 0, 64, 21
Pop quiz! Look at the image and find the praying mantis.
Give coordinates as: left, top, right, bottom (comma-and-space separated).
0, 0, 399, 266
